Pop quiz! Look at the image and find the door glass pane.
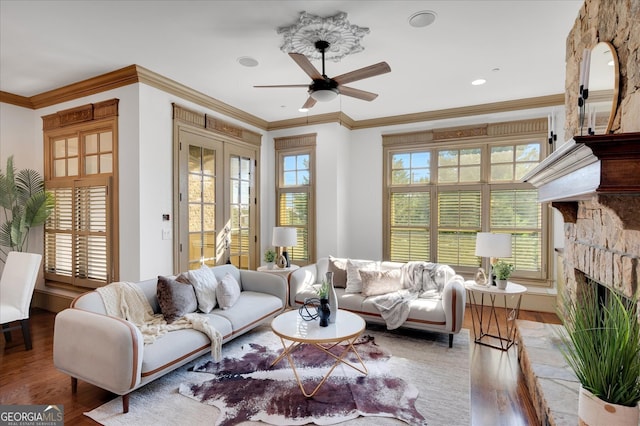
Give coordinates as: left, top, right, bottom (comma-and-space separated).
203, 148, 215, 175
228, 155, 251, 269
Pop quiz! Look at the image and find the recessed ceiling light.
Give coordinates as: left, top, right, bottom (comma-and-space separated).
299, 107, 309, 113
237, 56, 259, 67
471, 79, 487, 86
408, 10, 437, 28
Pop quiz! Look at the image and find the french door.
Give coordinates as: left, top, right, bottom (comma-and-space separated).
176, 125, 257, 272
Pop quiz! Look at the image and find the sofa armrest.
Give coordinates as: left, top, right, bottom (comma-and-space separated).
53, 308, 143, 395
289, 265, 318, 306
240, 270, 287, 309
442, 277, 466, 333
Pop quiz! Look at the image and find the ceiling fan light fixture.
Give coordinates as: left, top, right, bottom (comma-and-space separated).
310, 88, 339, 102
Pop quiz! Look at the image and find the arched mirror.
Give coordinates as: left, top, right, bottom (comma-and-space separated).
582, 41, 619, 135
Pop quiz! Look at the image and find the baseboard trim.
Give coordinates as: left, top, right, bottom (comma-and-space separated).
33, 290, 74, 313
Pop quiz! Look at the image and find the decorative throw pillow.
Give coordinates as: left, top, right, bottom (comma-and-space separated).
345, 259, 378, 294
328, 256, 348, 288
188, 266, 218, 313
157, 275, 198, 323
360, 269, 403, 297
216, 272, 241, 310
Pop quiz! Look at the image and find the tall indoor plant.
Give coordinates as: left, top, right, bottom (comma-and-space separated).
559, 282, 640, 425
0, 155, 54, 264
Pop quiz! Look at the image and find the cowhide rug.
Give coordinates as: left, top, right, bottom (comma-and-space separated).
178, 334, 427, 426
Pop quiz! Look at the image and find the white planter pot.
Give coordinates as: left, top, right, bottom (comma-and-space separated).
496, 279, 508, 289
578, 386, 640, 426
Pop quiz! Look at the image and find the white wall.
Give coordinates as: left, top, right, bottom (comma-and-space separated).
266, 122, 351, 259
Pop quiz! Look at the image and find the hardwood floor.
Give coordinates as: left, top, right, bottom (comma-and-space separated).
1, 307, 560, 425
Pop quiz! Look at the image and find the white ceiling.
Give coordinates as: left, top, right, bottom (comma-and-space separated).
0, 0, 583, 123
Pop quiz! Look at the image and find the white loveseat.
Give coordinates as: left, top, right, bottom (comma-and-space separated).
290, 257, 466, 347
53, 264, 287, 413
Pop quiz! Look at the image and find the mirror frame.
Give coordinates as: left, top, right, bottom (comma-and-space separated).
587, 41, 619, 134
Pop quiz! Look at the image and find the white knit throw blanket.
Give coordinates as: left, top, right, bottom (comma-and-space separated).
97, 281, 222, 361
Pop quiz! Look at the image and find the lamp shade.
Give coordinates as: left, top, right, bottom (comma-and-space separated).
475, 232, 512, 258
272, 227, 297, 248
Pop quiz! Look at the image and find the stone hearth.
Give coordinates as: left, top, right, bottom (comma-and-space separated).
516, 320, 580, 425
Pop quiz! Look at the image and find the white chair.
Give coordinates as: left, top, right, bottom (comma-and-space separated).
1, 252, 42, 350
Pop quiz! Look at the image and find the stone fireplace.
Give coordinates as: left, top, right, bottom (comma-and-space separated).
537, 0, 640, 309
515, 2, 639, 424
524, 132, 640, 306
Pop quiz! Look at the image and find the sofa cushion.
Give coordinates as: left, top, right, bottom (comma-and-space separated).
140, 314, 233, 376
188, 266, 218, 313
213, 291, 282, 334
345, 259, 378, 294
328, 256, 348, 288
156, 276, 198, 323
359, 269, 403, 297
216, 272, 241, 310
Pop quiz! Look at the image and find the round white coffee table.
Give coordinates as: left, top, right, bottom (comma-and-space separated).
270, 309, 367, 397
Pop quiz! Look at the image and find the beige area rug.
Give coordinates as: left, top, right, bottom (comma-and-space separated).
86, 324, 470, 426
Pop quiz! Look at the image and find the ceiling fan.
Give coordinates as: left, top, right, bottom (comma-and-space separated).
254, 40, 391, 110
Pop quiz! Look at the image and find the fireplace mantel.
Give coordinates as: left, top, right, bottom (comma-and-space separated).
522, 132, 640, 229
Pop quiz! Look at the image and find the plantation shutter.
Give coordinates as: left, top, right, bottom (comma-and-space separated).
278, 192, 309, 262
389, 192, 430, 261
45, 178, 111, 288
490, 188, 542, 274
437, 189, 481, 267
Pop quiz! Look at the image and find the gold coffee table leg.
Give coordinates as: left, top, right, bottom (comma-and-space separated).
275, 335, 368, 398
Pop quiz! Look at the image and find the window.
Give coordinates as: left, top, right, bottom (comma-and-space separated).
275, 134, 316, 265
384, 119, 549, 283
42, 100, 118, 289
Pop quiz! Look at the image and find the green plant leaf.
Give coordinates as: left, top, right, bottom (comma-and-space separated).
559, 284, 640, 406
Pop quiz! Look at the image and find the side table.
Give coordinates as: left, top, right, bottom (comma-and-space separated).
465, 280, 527, 351
257, 264, 299, 307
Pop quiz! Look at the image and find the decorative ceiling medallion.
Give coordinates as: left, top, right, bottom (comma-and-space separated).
277, 11, 369, 62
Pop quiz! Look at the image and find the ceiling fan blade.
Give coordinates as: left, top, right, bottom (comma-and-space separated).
338, 86, 378, 101
253, 84, 309, 88
333, 62, 391, 85
289, 53, 323, 80
301, 97, 317, 109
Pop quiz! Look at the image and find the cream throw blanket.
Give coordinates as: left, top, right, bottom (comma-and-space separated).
97, 281, 222, 360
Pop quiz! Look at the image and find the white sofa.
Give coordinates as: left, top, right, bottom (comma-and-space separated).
289, 257, 466, 347
53, 264, 287, 413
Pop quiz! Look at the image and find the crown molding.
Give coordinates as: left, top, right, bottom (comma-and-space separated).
350, 94, 565, 130
267, 111, 356, 130
0, 65, 564, 132
0, 91, 33, 109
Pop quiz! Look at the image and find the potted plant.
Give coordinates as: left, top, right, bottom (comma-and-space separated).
559, 283, 640, 426
492, 260, 514, 289
263, 248, 277, 269
0, 156, 54, 264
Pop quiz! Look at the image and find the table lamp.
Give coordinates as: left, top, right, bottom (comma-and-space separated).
475, 232, 512, 285
272, 227, 297, 268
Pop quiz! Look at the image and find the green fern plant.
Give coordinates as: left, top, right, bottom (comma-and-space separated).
0, 156, 55, 263
559, 283, 640, 407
